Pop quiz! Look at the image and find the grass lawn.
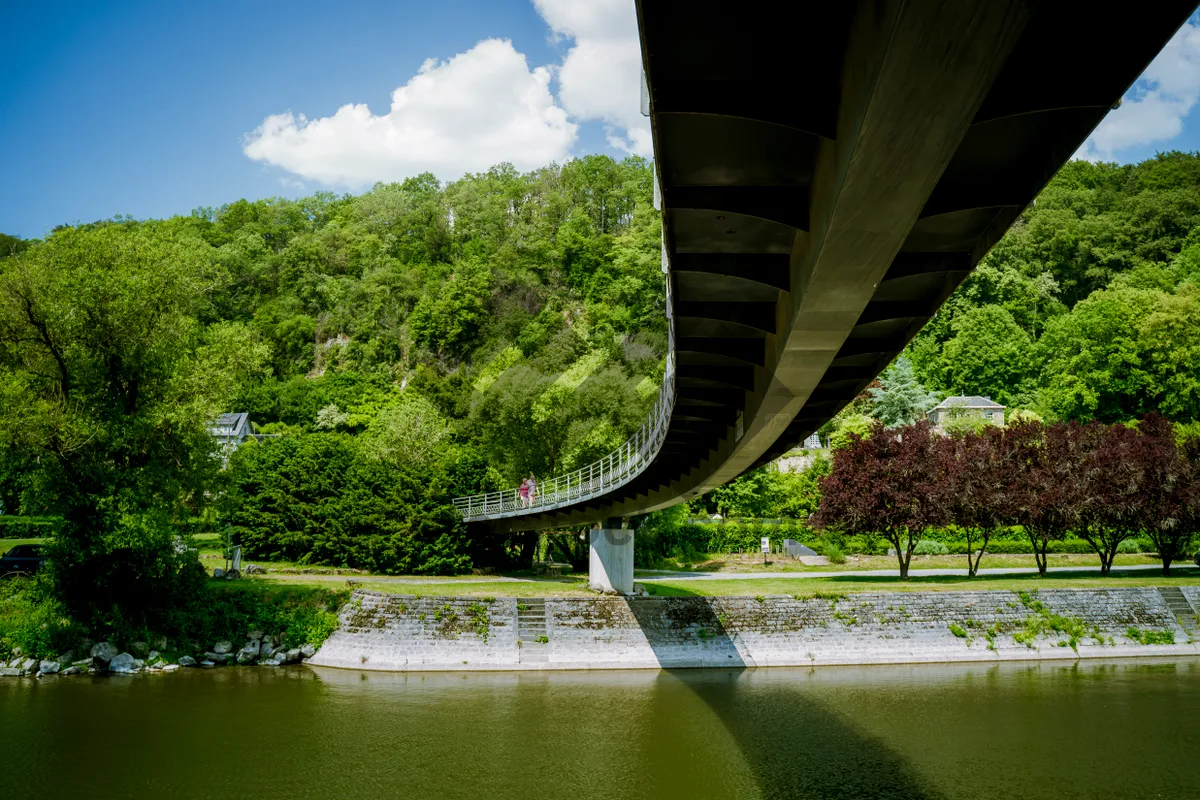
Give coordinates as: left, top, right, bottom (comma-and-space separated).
656, 552, 1171, 573
237, 564, 1200, 599
243, 572, 597, 597
640, 568, 1200, 596
0, 538, 46, 555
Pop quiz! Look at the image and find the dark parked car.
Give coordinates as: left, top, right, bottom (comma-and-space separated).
0, 544, 46, 576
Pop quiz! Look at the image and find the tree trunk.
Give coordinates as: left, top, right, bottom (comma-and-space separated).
900, 545, 913, 580
1027, 531, 1047, 576
968, 531, 991, 578
1098, 545, 1115, 576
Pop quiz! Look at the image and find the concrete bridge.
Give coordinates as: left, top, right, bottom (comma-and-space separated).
453, 0, 1196, 592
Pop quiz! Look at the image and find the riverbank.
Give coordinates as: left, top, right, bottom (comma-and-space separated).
310, 587, 1200, 672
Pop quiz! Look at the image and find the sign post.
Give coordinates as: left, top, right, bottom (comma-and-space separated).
761, 536, 770, 565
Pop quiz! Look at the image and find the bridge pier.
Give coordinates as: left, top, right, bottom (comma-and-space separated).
589, 520, 633, 595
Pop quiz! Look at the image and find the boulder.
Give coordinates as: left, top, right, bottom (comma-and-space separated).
300, 643, 316, 659
212, 641, 232, 655
0, 667, 20, 677
284, 648, 302, 664
212, 567, 226, 579
58, 650, 75, 665
21, 658, 38, 674
200, 660, 216, 667
162, 664, 179, 672
12, 645, 22, 657
38, 660, 60, 675
204, 652, 232, 665
72, 658, 92, 668
259, 642, 275, 658
130, 641, 149, 657
178, 655, 197, 667
147, 650, 159, 662
90, 642, 119, 664
59, 665, 82, 676
244, 564, 265, 575
248, 630, 264, 640
108, 653, 139, 673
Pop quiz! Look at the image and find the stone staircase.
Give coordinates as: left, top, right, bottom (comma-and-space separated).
517, 599, 550, 664
1157, 587, 1199, 640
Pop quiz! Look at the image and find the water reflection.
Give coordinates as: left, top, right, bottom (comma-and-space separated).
1, 659, 1197, 800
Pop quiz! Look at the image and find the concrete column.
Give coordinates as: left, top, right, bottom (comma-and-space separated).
589, 528, 634, 595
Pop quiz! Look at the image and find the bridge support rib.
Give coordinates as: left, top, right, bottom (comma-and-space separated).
589, 527, 634, 595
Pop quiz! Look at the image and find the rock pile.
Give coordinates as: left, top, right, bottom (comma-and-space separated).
0, 633, 321, 678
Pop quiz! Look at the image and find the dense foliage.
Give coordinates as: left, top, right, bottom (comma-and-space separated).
228, 434, 468, 575
3, 151, 1200, 613
907, 152, 1200, 421
0, 155, 663, 614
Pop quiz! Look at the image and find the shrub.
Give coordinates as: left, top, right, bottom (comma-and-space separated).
0, 575, 82, 661
913, 539, 950, 555
824, 543, 847, 564
1126, 627, 1174, 645
1116, 538, 1148, 554
0, 517, 62, 539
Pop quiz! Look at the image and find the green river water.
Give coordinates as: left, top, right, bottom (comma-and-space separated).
1, 658, 1197, 799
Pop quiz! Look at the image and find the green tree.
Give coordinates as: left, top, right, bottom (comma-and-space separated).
1036, 286, 1200, 422
940, 305, 1033, 406
869, 357, 938, 427
0, 223, 267, 626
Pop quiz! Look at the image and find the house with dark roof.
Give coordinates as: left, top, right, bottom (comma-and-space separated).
208, 412, 253, 451
928, 396, 1006, 429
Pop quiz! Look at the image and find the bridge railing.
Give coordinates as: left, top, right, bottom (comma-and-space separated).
452, 351, 675, 522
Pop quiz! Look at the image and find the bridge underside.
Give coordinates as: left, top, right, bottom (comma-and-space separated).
475, 0, 1195, 534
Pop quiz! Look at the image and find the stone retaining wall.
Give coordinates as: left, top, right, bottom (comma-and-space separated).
309, 588, 1200, 672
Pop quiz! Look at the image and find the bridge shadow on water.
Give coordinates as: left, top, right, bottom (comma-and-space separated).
623, 595, 946, 800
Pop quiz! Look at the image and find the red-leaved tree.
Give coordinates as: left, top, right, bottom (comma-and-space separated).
1135, 414, 1199, 575
1009, 421, 1083, 576
1076, 421, 1144, 575
940, 425, 1020, 577
814, 421, 946, 579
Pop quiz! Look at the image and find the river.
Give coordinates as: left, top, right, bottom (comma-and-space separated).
2, 658, 1197, 799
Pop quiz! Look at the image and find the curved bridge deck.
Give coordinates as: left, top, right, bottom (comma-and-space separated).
456, 0, 1195, 534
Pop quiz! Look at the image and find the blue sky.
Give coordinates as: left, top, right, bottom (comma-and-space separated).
2, 1, 1199, 240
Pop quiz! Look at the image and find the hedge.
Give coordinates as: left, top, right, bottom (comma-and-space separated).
0, 517, 61, 539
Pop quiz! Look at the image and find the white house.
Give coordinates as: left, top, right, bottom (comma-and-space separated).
928, 396, 1006, 428
208, 412, 254, 452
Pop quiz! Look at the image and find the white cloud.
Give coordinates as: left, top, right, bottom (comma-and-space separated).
243, 39, 577, 186
533, 0, 652, 156
1076, 18, 1200, 160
